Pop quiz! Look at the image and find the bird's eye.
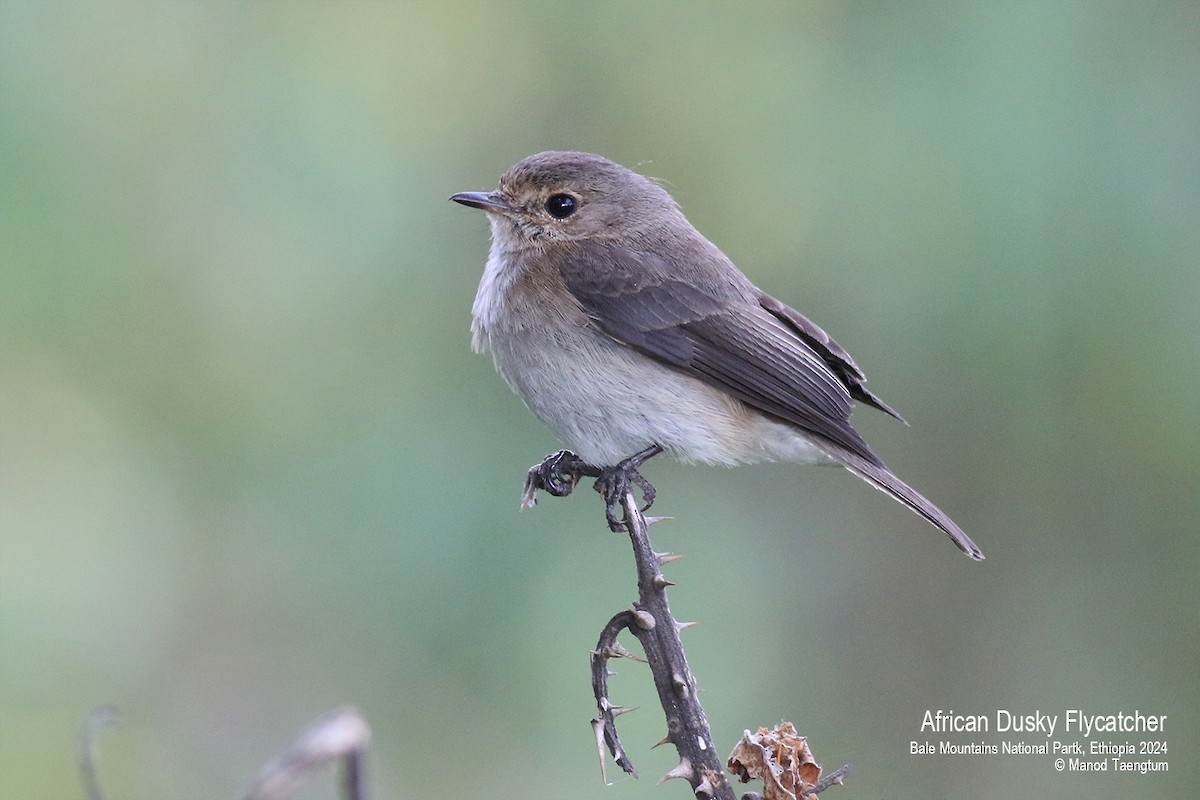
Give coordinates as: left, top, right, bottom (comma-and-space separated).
545, 193, 578, 219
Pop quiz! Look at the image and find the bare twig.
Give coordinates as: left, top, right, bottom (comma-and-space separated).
76, 707, 370, 800
77, 706, 121, 800
806, 763, 851, 795
241, 706, 371, 800
737, 764, 850, 800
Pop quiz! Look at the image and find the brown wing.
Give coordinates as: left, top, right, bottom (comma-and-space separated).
555, 241, 887, 467
554, 240, 983, 560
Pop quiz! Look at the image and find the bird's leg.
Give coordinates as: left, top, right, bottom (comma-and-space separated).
522, 449, 602, 508
594, 445, 664, 532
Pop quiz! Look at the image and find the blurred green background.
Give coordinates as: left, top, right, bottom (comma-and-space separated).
2, 2, 1197, 799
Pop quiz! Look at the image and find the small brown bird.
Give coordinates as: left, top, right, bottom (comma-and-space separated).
452, 151, 982, 559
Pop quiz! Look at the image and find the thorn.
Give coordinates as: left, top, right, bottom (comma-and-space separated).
695, 776, 715, 799
652, 573, 675, 589
604, 642, 629, 658
656, 552, 685, 564
611, 705, 639, 717
607, 668, 617, 677
675, 620, 698, 632
644, 515, 674, 526
600, 641, 645, 663
672, 673, 690, 698
590, 718, 609, 785
657, 757, 693, 784
598, 696, 611, 712
632, 608, 656, 630
651, 734, 672, 749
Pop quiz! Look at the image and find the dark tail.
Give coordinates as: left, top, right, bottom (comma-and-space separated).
832, 450, 984, 560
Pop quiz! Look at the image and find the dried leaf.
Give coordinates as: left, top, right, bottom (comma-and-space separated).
727, 722, 821, 800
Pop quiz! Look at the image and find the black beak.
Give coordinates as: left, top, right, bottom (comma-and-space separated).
450, 191, 515, 213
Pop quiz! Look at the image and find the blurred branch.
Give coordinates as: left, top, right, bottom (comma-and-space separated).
76, 706, 371, 800
77, 706, 121, 800
242, 706, 371, 800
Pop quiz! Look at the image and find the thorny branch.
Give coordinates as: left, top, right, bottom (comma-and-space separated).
590, 608, 645, 778
74, 476, 851, 800
589, 492, 731, 798
589, 490, 849, 800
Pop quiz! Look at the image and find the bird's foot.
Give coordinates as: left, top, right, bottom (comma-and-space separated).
521, 449, 601, 508
593, 445, 664, 532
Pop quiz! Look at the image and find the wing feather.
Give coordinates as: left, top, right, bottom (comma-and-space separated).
551, 240, 982, 559
556, 241, 886, 466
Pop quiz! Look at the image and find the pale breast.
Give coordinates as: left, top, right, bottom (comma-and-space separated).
471, 244, 833, 468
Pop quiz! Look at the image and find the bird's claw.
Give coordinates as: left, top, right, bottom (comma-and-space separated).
593, 445, 664, 531
595, 466, 657, 531
522, 449, 600, 508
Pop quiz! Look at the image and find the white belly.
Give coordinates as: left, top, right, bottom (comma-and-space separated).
484, 322, 833, 468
